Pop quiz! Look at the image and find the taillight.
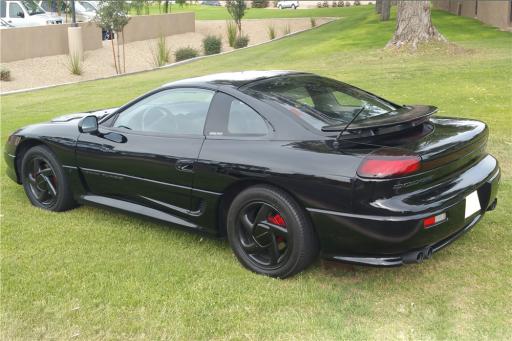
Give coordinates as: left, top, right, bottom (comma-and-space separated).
357, 150, 421, 178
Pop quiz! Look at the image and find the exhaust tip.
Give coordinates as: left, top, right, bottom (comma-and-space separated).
416, 252, 424, 263
425, 247, 433, 259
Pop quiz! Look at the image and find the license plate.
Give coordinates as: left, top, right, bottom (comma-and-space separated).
465, 191, 481, 218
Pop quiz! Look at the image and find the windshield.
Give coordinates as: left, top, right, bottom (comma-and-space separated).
79, 1, 96, 11
22, 0, 45, 15
242, 75, 399, 131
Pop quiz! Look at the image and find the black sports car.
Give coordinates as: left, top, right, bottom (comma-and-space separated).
4, 71, 500, 278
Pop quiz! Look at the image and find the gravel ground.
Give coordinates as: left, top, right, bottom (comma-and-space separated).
0, 18, 332, 93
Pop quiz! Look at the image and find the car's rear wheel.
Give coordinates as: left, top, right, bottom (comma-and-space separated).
227, 185, 318, 278
21, 145, 77, 212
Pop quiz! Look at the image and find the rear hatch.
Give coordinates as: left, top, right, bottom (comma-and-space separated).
351, 111, 491, 216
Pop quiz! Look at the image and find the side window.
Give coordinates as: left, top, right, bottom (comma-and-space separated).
227, 99, 268, 135
8, 2, 23, 17
113, 88, 214, 136
206, 92, 268, 137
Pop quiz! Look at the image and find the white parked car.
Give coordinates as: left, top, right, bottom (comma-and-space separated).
277, 1, 299, 9
0, 0, 63, 26
38, 0, 95, 22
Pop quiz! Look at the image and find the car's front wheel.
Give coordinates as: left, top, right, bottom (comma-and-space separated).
227, 185, 319, 278
21, 145, 77, 212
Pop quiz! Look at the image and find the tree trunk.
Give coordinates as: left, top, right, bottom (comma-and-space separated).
164, 0, 169, 13
375, 0, 382, 14
110, 35, 119, 74
387, 0, 446, 49
122, 30, 126, 74
116, 32, 122, 74
380, 0, 390, 21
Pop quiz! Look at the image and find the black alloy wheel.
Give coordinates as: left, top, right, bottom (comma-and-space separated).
227, 185, 319, 278
21, 145, 77, 212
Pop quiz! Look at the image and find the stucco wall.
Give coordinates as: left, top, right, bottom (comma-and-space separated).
476, 1, 511, 29
433, 0, 511, 29
0, 12, 195, 63
122, 12, 195, 44
0, 22, 102, 63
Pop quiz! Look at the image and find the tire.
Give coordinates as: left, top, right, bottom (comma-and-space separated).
227, 185, 319, 278
21, 145, 77, 212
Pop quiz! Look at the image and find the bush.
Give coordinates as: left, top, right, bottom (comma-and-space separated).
338, 1, 344, 7
203, 35, 222, 55
317, 1, 322, 8
267, 25, 276, 40
354, 0, 361, 5
322, 1, 329, 8
226, 20, 238, 47
151, 35, 171, 67
0, 65, 11, 81
67, 53, 83, 76
251, 0, 268, 8
332, 1, 337, 7
345, 1, 351, 6
233, 35, 249, 49
175, 47, 199, 62
310, 17, 316, 28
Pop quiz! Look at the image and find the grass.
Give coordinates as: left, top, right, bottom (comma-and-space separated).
1, 6, 512, 340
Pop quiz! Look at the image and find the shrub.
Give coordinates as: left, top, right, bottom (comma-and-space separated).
310, 17, 316, 28
67, 53, 83, 76
317, 1, 322, 8
251, 0, 268, 8
226, 20, 238, 47
332, 1, 337, 7
345, 1, 351, 7
282, 24, 291, 36
203, 35, 222, 55
354, 0, 361, 5
0, 65, 11, 81
233, 35, 249, 49
338, 1, 344, 7
267, 25, 276, 40
175, 47, 199, 62
322, 1, 329, 8
151, 35, 171, 67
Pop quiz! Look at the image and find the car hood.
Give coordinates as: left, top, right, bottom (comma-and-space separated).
51, 107, 118, 123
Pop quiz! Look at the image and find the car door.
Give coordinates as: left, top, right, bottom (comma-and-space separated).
6, 1, 26, 26
75, 87, 215, 216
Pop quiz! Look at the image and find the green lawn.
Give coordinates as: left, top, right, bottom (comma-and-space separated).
1, 6, 511, 340
131, 3, 357, 19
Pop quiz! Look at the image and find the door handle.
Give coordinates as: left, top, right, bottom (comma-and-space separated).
176, 160, 194, 173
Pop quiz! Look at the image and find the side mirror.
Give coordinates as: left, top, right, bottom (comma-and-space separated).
17, 11, 25, 18
78, 115, 99, 134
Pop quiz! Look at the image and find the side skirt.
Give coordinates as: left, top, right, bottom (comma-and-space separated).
78, 194, 211, 233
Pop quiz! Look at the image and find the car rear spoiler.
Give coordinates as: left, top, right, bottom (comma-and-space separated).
322, 105, 438, 139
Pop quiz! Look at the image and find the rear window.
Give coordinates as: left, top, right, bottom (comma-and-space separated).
242, 75, 399, 130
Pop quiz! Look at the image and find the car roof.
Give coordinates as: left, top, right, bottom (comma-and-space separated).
162, 70, 307, 89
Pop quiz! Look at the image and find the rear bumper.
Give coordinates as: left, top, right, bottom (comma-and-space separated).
325, 207, 493, 266
310, 155, 500, 265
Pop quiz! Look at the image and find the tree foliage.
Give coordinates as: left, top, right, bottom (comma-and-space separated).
93, 0, 131, 74
226, 0, 247, 34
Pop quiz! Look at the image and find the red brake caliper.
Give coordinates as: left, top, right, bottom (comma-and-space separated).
268, 214, 286, 247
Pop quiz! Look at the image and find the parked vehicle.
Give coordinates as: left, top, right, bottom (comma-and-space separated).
38, 0, 95, 22
201, 0, 221, 6
277, 1, 299, 9
4, 71, 500, 278
0, 0, 62, 27
0, 16, 15, 27
79, 0, 97, 12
